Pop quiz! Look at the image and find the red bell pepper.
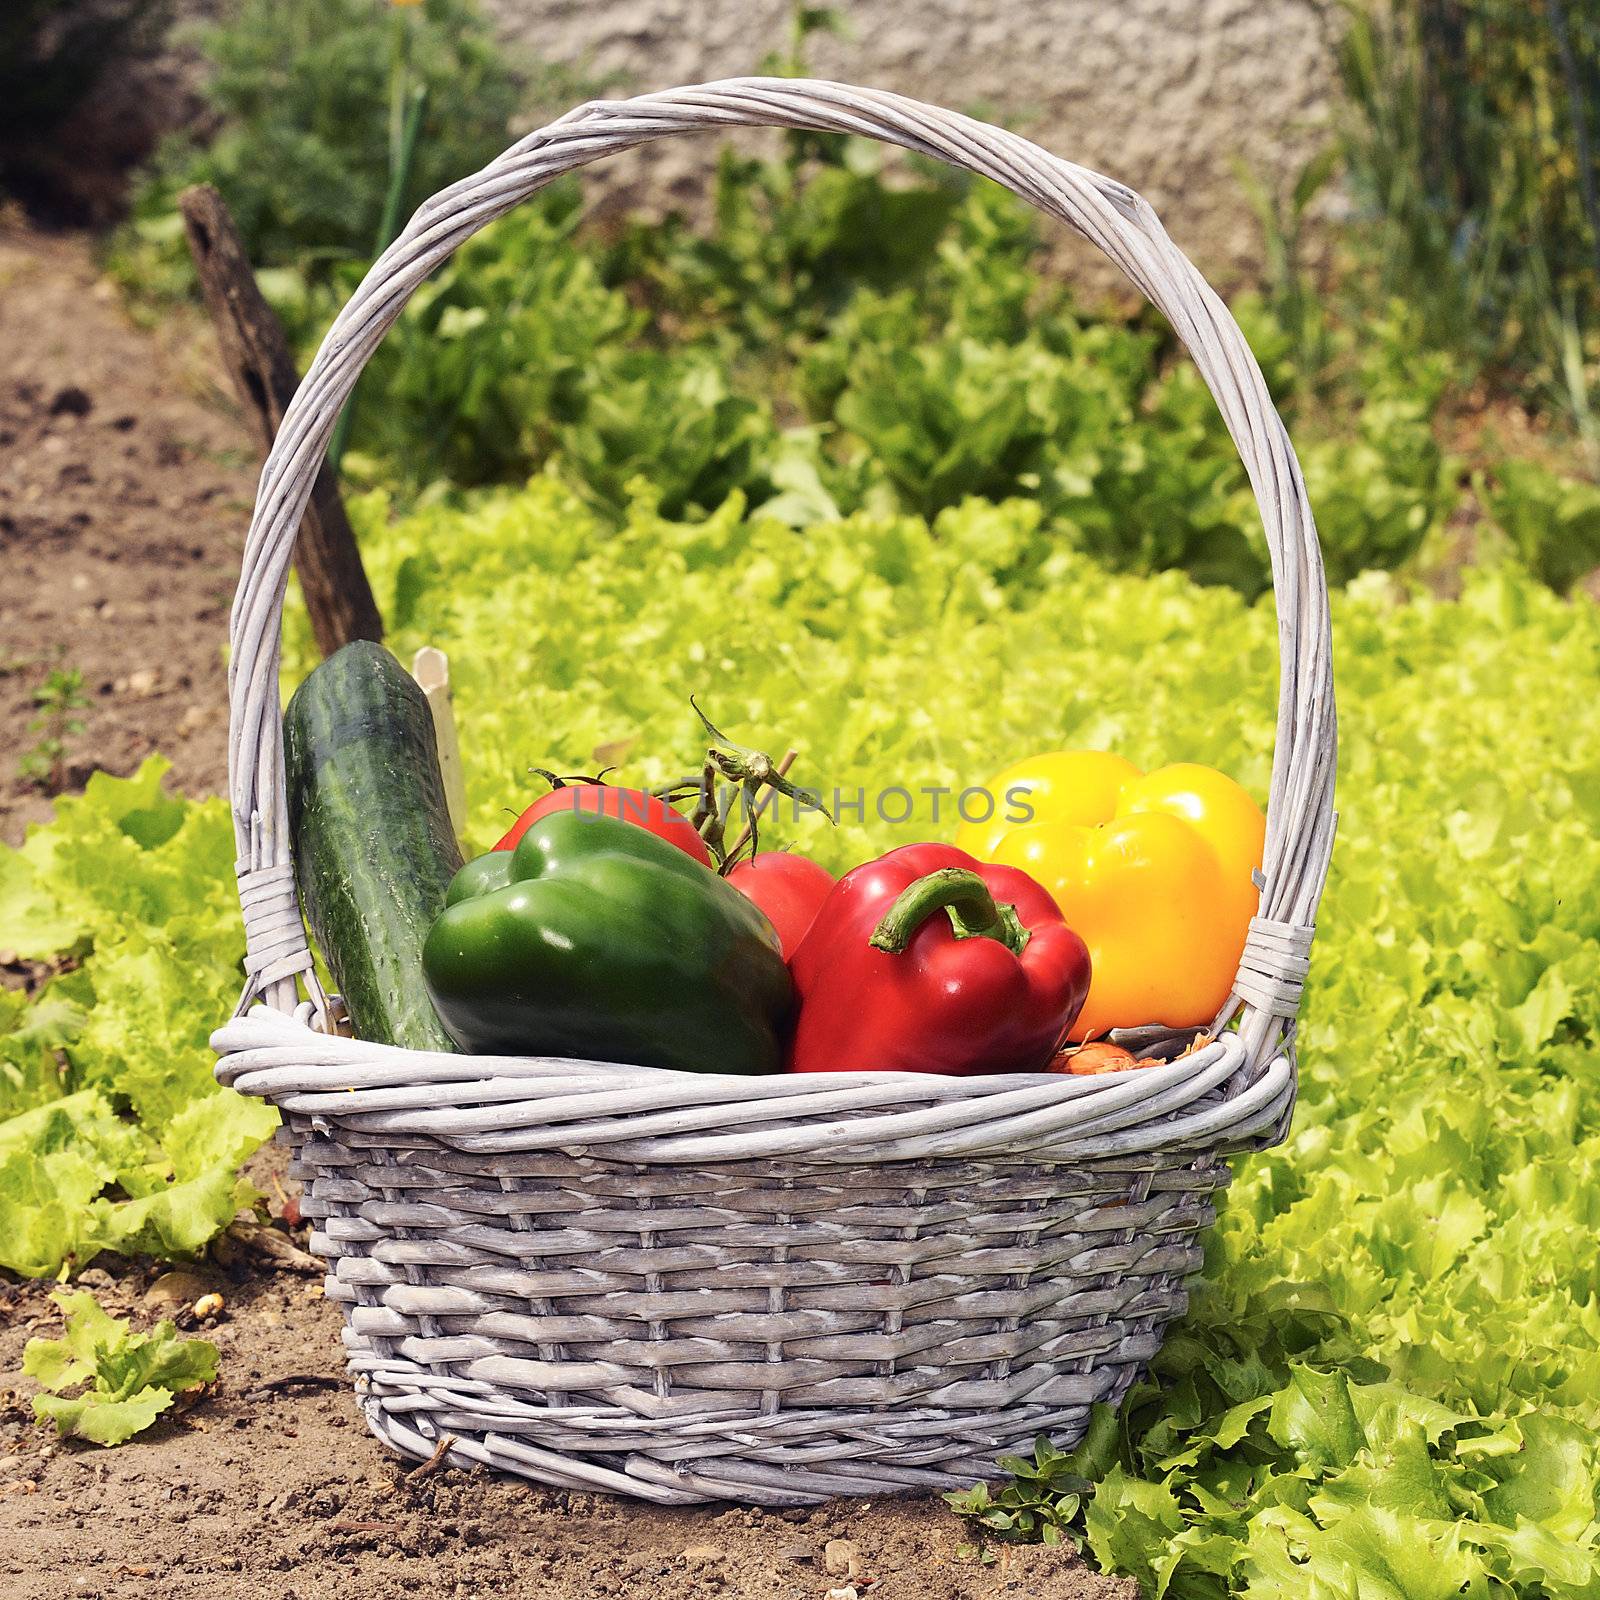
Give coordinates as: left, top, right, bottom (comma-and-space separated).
786, 844, 1091, 1075
726, 852, 836, 960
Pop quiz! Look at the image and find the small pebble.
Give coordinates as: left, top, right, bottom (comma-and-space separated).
823, 1539, 858, 1578
144, 1270, 209, 1309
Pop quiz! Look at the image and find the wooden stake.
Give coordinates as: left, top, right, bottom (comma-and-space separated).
411, 646, 468, 838
179, 183, 383, 657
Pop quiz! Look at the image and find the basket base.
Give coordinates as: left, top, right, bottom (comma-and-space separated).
355, 1380, 1134, 1506
286, 1131, 1223, 1505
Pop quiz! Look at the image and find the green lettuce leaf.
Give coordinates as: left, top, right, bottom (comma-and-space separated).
24, 1291, 218, 1447
0, 763, 273, 1276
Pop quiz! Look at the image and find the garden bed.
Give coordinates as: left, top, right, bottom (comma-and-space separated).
5, 15, 1600, 1574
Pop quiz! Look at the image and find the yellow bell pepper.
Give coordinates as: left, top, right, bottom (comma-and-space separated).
956, 751, 1265, 1040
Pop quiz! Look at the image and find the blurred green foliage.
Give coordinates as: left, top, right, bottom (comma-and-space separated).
106, 0, 1600, 598
1336, 0, 1600, 437
109, 0, 532, 295
263, 134, 1466, 598
1484, 458, 1600, 590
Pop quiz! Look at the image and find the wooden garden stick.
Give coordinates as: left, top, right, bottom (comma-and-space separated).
179, 183, 383, 657
411, 646, 467, 837
405, 1433, 457, 1481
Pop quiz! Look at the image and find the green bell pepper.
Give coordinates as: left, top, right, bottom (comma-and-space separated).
422, 808, 793, 1074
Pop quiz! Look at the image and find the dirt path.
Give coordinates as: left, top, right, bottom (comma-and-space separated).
0, 217, 249, 845
0, 1246, 1132, 1600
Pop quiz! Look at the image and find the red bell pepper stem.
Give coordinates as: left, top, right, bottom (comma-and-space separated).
868, 868, 1031, 957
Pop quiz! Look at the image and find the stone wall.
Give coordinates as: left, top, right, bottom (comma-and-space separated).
492, 0, 1338, 289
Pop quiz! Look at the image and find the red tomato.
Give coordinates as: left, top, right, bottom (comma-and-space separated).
726, 852, 836, 961
495, 784, 714, 867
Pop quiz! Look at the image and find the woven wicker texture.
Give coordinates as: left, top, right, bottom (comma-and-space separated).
213, 79, 1337, 1504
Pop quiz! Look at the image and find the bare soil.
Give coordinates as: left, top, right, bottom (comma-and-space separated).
0, 216, 250, 845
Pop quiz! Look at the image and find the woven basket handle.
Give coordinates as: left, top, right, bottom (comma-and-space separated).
227, 78, 1337, 1079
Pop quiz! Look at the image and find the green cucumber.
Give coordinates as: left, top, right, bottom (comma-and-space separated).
284, 640, 463, 1050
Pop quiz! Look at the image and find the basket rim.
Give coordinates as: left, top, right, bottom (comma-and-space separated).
214, 1002, 1294, 1164
220, 77, 1336, 1139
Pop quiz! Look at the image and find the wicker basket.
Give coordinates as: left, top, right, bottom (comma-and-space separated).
212, 79, 1336, 1507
